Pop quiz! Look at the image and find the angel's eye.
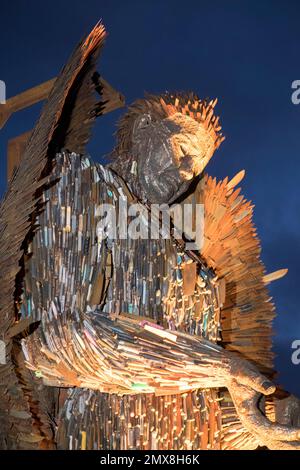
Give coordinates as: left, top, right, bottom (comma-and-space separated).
138, 114, 152, 130
133, 114, 152, 142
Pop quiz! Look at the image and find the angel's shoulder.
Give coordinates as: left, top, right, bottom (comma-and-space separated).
50, 151, 100, 181
50, 150, 121, 188
42, 151, 107, 202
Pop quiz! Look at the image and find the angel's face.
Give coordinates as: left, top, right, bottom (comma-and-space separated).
132, 112, 216, 204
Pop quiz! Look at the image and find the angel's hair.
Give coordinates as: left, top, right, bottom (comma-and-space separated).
111, 92, 224, 159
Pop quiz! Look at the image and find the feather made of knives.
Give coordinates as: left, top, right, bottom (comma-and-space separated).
0, 22, 106, 449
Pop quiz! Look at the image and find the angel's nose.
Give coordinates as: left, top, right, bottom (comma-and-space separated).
178, 155, 194, 180
179, 140, 199, 157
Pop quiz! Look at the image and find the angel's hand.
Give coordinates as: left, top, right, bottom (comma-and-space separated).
20, 309, 300, 449
196, 349, 299, 449
225, 366, 300, 449
225, 354, 276, 395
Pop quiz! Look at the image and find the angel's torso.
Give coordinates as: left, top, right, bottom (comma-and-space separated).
21, 152, 224, 449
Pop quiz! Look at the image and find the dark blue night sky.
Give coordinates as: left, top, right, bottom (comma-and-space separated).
0, 0, 299, 395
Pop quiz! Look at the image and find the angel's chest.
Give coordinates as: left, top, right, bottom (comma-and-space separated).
103, 236, 222, 341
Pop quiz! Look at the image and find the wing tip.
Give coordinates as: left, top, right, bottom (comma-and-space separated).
82, 20, 107, 59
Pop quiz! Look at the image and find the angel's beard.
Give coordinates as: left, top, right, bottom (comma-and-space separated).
134, 166, 190, 205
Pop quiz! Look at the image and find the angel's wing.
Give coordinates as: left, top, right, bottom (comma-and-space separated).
0, 22, 121, 449
0, 22, 107, 335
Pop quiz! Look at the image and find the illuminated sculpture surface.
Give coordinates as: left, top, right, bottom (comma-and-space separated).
0, 23, 299, 450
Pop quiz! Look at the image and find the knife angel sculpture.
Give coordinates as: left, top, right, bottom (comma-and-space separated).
0, 22, 299, 450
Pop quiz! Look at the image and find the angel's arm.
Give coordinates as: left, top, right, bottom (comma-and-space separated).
17, 150, 271, 396
19, 151, 300, 448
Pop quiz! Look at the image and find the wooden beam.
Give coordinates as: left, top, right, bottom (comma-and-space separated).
7, 131, 32, 182
99, 76, 125, 114
5, 76, 125, 183
0, 78, 56, 130
1, 76, 124, 130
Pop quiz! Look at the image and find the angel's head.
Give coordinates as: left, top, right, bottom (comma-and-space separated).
110, 92, 224, 204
